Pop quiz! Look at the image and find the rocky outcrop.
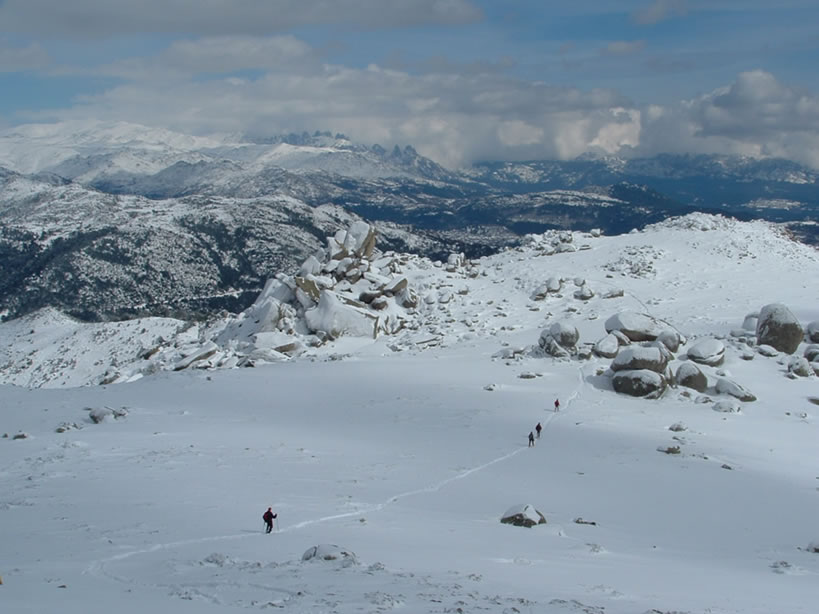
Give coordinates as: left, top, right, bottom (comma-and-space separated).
612, 370, 667, 398
756, 303, 803, 354
687, 338, 725, 366
676, 362, 707, 392
500, 504, 546, 528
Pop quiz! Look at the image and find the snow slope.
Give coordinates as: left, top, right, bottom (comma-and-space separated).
1, 213, 818, 613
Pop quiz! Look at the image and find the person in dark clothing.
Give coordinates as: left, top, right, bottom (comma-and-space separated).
528, 431, 535, 447
263, 507, 277, 533
554, 398, 560, 412
535, 422, 542, 438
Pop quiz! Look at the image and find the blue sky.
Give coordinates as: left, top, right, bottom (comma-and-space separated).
1, 0, 818, 167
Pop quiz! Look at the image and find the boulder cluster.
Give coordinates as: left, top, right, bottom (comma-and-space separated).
538, 301, 817, 401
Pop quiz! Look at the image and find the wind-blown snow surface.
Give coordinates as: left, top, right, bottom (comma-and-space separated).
2, 214, 819, 613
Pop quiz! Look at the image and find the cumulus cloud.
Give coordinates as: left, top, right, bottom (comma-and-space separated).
0, 0, 483, 37
632, 0, 687, 25
635, 70, 819, 168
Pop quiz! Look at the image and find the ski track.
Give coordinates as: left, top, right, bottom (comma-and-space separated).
86, 374, 584, 586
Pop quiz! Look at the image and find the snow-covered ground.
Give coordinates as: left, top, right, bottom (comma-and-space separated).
2, 213, 818, 613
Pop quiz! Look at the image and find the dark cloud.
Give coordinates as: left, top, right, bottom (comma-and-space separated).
0, 0, 484, 38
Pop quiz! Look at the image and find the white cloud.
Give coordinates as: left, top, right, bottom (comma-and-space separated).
0, 0, 483, 38
0, 41, 50, 72
632, 0, 687, 25
601, 40, 646, 57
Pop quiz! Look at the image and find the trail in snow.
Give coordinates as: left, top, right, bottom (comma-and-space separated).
87, 363, 589, 585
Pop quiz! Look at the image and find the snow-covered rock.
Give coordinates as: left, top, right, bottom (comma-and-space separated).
687, 338, 726, 366
788, 357, 813, 377
807, 321, 819, 343
500, 504, 546, 528
305, 291, 379, 339
715, 378, 757, 402
612, 369, 667, 398
756, 303, 803, 354
302, 544, 358, 566
593, 333, 620, 358
676, 362, 708, 392
712, 399, 742, 413
605, 311, 676, 343
611, 346, 669, 374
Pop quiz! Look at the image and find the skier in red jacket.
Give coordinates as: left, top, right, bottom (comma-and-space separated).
263, 507, 277, 533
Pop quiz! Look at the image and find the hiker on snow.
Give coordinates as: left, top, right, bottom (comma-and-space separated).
554, 398, 560, 412
535, 422, 542, 438
528, 431, 535, 447
263, 507, 277, 533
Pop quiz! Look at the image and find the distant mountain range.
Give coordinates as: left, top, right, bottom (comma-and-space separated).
1, 121, 817, 321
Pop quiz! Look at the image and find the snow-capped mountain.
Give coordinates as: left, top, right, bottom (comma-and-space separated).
2, 213, 818, 614
2, 121, 818, 323
0, 168, 453, 321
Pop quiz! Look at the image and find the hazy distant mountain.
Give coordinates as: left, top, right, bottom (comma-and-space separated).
1, 121, 817, 322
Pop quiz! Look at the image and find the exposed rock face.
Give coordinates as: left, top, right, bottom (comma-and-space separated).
715, 378, 756, 402
687, 338, 725, 366
807, 321, 819, 343
611, 346, 669, 373
805, 345, 819, 362
756, 303, 803, 354
605, 311, 677, 343
676, 362, 708, 392
594, 333, 620, 359
500, 504, 547, 528
612, 370, 667, 398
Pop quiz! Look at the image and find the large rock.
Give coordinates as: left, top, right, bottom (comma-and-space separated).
612, 370, 667, 398
807, 321, 819, 343
500, 504, 546, 528
715, 378, 756, 402
611, 346, 669, 373
756, 303, 803, 354
605, 311, 677, 343
788, 357, 813, 378
676, 362, 708, 392
304, 291, 379, 339
548, 322, 579, 348
687, 338, 726, 366
594, 333, 620, 359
